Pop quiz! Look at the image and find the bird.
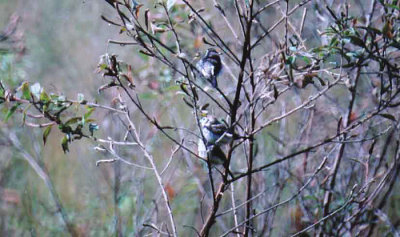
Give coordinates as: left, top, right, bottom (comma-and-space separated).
198, 140, 227, 166
196, 48, 222, 88
199, 115, 233, 146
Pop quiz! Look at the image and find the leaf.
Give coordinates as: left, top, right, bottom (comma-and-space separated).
21, 82, 31, 100
163, 85, 180, 92
126, 65, 135, 88
286, 56, 296, 65
61, 136, 69, 153
151, 23, 167, 34
138, 92, 158, 100
99, 63, 108, 70
301, 56, 311, 64
379, 113, 396, 121
30, 82, 42, 99
144, 9, 150, 30
182, 97, 194, 108
84, 107, 95, 119
179, 83, 190, 96
329, 37, 339, 47
65, 117, 82, 126
165, 183, 176, 201
386, 4, 400, 10
167, 0, 176, 10
273, 84, 278, 99
40, 90, 50, 103
22, 104, 31, 125
43, 125, 53, 145
134, 4, 144, 18
201, 103, 210, 110
139, 50, 154, 57
192, 87, 199, 101
194, 36, 203, 49
4, 103, 20, 122
347, 36, 365, 47
357, 26, 381, 35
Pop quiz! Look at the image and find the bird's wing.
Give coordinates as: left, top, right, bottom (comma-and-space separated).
209, 123, 227, 135
209, 145, 226, 165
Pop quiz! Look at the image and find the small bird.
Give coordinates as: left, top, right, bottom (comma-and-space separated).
196, 48, 222, 88
200, 115, 233, 146
198, 140, 227, 165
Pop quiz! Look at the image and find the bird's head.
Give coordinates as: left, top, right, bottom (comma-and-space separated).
205, 48, 221, 60
200, 116, 210, 127
200, 115, 220, 128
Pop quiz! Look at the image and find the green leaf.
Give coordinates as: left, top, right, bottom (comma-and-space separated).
379, 113, 396, 121
40, 90, 50, 103
163, 85, 180, 92
347, 36, 365, 47
386, 4, 400, 10
84, 107, 95, 120
329, 37, 339, 47
65, 117, 81, 126
61, 136, 69, 153
21, 82, 31, 100
22, 104, 31, 125
286, 56, 296, 65
4, 103, 20, 122
99, 63, 108, 70
301, 56, 311, 64
138, 92, 158, 100
43, 125, 53, 145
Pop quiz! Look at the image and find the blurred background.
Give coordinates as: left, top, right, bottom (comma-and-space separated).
1, 0, 400, 236
0, 0, 137, 236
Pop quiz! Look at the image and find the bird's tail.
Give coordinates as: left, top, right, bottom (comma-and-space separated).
210, 76, 218, 88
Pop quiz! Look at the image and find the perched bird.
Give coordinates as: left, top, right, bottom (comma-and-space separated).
198, 140, 227, 166
196, 48, 222, 88
200, 115, 233, 146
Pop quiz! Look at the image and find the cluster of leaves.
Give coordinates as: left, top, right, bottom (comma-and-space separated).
0, 81, 98, 152
315, 3, 400, 69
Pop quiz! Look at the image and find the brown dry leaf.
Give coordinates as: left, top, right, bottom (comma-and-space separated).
1, 189, 20, 205
165, 183, 176, 201
290, 204, 305, 231
135, 4, 144, 18
194, 35, 203, 49
349, 112, 357, 123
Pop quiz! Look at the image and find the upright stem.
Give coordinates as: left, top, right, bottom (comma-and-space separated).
319, 67, 361, 236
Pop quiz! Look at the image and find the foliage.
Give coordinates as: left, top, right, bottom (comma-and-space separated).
1, 0, 400, 236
